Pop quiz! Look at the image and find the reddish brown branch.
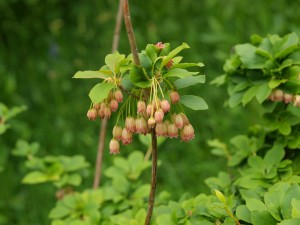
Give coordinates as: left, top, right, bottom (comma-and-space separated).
122, 0, 140, 65
144, 128, 158, 225
93, 0, 123, 190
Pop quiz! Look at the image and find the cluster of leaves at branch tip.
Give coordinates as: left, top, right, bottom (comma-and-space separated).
74, 42, 208, 155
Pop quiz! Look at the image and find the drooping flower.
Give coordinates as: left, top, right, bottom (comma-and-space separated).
284, 93, 293, 104
170, 91, 180, 104
121, 128, 133, 145
294, 95, 300, 107
137, 100, 146, 114
110, 99, 118, 112
180, 124, 195, 142
87, 108, 97, 120
148, 116, 156, 128
173, 113, 184, 129
114, 90, 123, 103
125, 116, 136, 132
154, 109, 164, 123
104, 106, 112, 119
167, 123, 178, 138
109, 139, 120, 155
112, 125, 123, 141
160, 99, 170, 113
136, 117, 149, 135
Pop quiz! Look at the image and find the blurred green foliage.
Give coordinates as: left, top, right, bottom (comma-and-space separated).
1, 0, 300, 224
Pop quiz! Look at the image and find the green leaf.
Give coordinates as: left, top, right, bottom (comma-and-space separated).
264, 144, 285, 168
273, 33, 299, 59
160, 42, 190, 70
236, 205, 251, 223
268, 78, 288, 89
214, 190, 226, 203
278, 218, 300, 225
246, 198, 267, 211
172, 62, 204, 69
251, 210, 277, 225
105, 51, 126, 72
49, 205, 71, 219
228, 92, 243, 108
291, 198, 300, 218
235, 43, 266, 69
131, 184, 150, 200
112, 175, 130, 194
156, 214, 176, 225
256, 83, 272, 103
88, 82, 115, 104
22, 171, 48, 184
180, 95, 208, 110
242, 85, 259, 106
146, 44, 158, 62
139, 53, 152, 69
163, 68, 198, 78
174, 75, 205, 89
280, 184, 300, 219
73, 70, 108, 79
129, 65, 151, 88
278, 121, 291, 136
67, 173, 82, 186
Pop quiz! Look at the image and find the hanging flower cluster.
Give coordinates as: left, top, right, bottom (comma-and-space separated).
74, 42, 208, 155
268, 89, 300, 107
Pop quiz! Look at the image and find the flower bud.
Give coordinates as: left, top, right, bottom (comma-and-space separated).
109, 139, 120, 155
166, 59, 173, 69
154, 109, 164, 123
146, 103, 154, 117
112, 125, 123, 140
104, 106, 112, 119
170, 91, 180, 104
173, 113, 184, 129
155, 42, 165, 49
294, 95, 300, 107
121, 128, 133, 145
137, 100, 147, 114
180, 124, 195, 142
93, 103, 100, 110
110, 99, 118, 112
167, 123, 178, 138
155, 123, 167, 136
274, 89, 284, 101
114, 90, 123, 103
284, 93, 293, 104
148, 116, 156, 128
125, 116, 136, 132
87, 108, 97, 120
180, 113, 190, 126
160, 99, 170, 113
136, 117, 149, 135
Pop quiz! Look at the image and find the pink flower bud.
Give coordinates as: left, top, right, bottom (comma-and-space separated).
110, 99, 118, 112
294, 95, 300, 107
163, 120, 170, 137
166, 59, 173, 69
180, 124, 195, 142
154, 109, 164, 123
170, 91, 180, 104
112, 125, 123, 141
137, 100, 146, 114
121, 128, 133, 145
93, 103, 100, 110
155, 42, 165, 49
274, 89, 284, 101
136, 117, 149, 135
173, 114, 184, 129
146, 103, 154, 117
125, 117, 136, 132
155, 123, 167, 136
167, 123, 178, 138
148, 116, 156, 128
180, 113, 190, 126
160, 99, 170, 113
284, 93, 293, 104
109, 139, 120, 155
268, 91, 275, 101
104, 106, 112, 119
114, 90, 123, 103
87, 108, 97, 120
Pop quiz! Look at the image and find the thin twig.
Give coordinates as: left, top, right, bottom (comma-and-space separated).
122, 1, 158, 224
144, 128, 158, 225
122, 0, 140, 65
93, 0, 123, 190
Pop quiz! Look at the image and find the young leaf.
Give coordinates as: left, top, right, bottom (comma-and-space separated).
174, 75, 205, 89
180, 95, 208, 110
105, 51, 126, 72
146, 44, 158, 62
73, 70, 108, 79
163, 68, 198, 78
256, 83, 272, 103
88, 82, 115, 104
172, 62, 204, 69
235, 43, 266, 69
129, 65, 151, 88
273, 33, 299, 59
242, 85, 259, 106
160, 42, 190, 70
22, 171, 48, 184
